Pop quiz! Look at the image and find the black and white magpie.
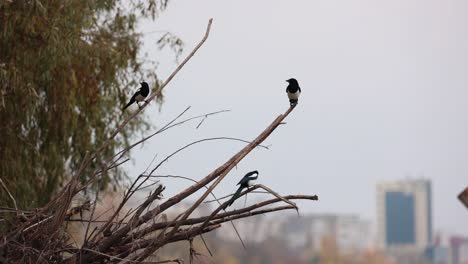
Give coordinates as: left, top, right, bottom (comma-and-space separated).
123, 82, 150, 110
227, 170, 259, 207
286, 78, 301, 106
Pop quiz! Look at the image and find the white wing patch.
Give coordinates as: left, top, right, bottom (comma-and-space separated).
247, 179, 256, 187
135, 93, 146, 102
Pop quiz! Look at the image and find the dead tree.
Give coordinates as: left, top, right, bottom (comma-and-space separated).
0, 19, 318, 263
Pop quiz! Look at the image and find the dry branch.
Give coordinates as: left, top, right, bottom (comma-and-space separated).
120, 194, 317, 240
0, 18, 320, 264
0, 177, 17, 211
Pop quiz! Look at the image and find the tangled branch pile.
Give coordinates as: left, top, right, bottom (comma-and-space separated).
0, 19, 318, 263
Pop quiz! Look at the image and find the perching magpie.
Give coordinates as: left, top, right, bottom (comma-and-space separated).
123, 82, 150, 110
227, 170, 259, 207
286, 78, 301, 106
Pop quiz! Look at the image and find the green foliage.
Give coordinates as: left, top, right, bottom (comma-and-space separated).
0, 0, 178, 208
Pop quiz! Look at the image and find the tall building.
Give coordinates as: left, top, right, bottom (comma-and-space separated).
376, 179, 432, 252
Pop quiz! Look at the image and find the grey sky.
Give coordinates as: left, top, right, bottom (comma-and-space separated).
126, 0, 468, 237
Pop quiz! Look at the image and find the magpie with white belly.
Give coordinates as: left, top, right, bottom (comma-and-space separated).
286, 78, 301, 106
227, 170, 259, 207
123, 82, 150, 110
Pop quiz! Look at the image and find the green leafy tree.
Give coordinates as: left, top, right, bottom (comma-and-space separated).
0, 0, 179, 208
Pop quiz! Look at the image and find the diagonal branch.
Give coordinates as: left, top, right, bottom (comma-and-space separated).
80, 18, 214, 176
0, 177, 17, 211
120, 194, 317, 240
256, 184, 299, 215
126, 106, 296, 261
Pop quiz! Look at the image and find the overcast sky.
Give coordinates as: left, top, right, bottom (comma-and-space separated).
125, 0, 468, 237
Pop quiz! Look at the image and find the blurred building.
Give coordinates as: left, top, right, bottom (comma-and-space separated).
217, 213, 372, 253
376, 179, 433, 263
215, 213, 285, 243
432, 233, 468, 264
282, 214, 372, 253
449, 236, 468, 264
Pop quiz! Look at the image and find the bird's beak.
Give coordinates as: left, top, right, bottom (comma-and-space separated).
285, 80, 289, 82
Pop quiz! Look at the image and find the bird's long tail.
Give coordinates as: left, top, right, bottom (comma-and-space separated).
123, 97, 135, 110
227, 186, 244, 207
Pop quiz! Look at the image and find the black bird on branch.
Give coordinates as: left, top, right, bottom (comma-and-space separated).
123, 82, 150, 110
286, 78, 301, 106
227, 170, 259, 207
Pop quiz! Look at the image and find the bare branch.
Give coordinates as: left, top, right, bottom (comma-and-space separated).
156, 107, 295, 249
256, 184, 299, 214
204, 190, 271, 203
122, 194, 317, 242
79, 18, 214, 179
0, 177, 17, 211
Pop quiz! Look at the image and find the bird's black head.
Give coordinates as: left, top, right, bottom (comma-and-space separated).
140, 82, 149, 89
286, 78, 299, 86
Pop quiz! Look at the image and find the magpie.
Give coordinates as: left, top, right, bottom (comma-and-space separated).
286, 78, 301, 106
227, 170, 259, 207
123, 82, 150, 110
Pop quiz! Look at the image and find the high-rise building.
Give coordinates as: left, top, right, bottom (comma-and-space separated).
376, 179, 432, 252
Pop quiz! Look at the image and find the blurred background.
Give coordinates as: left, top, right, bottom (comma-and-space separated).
128, 0, 468, 263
